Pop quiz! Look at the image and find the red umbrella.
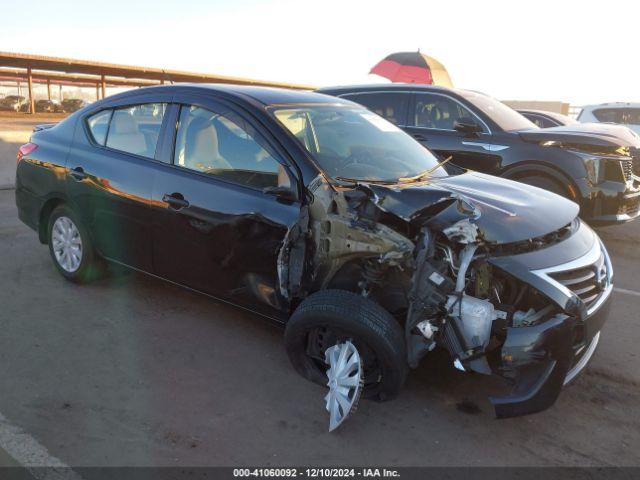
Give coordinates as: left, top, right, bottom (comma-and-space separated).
370, 51, 453, 87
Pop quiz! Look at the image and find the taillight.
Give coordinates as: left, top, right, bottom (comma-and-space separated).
17, 142, 38, 164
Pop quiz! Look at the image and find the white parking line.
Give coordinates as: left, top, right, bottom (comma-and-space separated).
614, 287, 640, 297
0, 411, 82, 479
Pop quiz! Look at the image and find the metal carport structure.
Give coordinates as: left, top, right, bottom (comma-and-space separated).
0, 51, 313, 113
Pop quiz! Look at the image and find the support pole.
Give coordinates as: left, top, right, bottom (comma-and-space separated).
101, 75, 106, 99
47, 79, 52, 100
27, 67, 35, 114
59, 84, 62, 101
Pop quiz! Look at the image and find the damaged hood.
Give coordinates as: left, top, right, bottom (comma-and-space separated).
365, 172, 579, 244
518, 123, 640, 148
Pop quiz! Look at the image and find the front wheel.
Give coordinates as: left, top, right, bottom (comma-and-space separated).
284, 289, 408, 402
517, 175, 569, 199
47, 205, 103, 283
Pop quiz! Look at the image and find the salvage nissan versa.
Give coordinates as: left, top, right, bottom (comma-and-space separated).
318, 84, 640, 225
15, 85, 612, 431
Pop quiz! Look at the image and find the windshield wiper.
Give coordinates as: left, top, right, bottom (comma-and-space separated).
335, 176, 398, 185
398, 156, 453, 183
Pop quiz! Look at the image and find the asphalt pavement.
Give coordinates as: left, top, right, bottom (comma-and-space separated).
0, 187, 639, 468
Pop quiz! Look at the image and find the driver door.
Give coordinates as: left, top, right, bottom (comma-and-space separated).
403, 92, 502, 172
150, 96, 302, 319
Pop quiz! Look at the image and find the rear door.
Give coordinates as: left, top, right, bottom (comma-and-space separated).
150, 95, 302, 319
68, 96, 171, 271
403, 92, 503, 172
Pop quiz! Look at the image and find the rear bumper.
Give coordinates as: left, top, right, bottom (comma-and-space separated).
15, 186, 41, 233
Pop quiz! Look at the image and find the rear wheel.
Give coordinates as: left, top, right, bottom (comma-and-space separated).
284, 289, 407, 402
47, 205, 103, 283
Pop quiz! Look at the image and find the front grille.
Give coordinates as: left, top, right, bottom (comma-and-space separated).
548, 253, 607, 309
631, 148, 640, 176
621, 159, 634, 181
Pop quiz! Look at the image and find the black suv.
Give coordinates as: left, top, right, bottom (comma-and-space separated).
318, 84, 640, 225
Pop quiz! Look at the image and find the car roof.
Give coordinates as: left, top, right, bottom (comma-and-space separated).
104, 83, 350, 107
316, 83, 459, 94
581, 102, 640, 110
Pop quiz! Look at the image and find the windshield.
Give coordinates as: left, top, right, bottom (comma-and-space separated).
272, 105, 446, 182
458, 90, 538, 132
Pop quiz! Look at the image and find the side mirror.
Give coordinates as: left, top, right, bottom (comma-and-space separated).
263, 185, 297, 203
454, 119, 482, 135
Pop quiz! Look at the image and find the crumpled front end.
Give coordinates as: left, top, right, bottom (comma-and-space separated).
279, 171, 613, 421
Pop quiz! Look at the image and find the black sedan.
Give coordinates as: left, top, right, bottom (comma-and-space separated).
15, 84, 612, 429
517, 109, 577, 128
318, 84, 640, 225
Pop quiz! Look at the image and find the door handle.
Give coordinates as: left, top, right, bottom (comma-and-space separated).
162, 193, 190, 210
69, 166, 87, 181
412, 133, 428, 142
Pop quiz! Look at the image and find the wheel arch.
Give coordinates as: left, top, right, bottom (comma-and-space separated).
501, 162, 580, 201
38, 195, 68, 244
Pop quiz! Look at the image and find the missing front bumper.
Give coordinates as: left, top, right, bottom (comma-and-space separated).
490, 287, 611, 419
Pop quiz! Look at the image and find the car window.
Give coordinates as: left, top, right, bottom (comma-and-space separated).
86, 110, 112, 146
341, 93, 409, 125
592, 108, 623, 123
623, 109, 640, 125
413, 93, 480, 130
105, 103, 166, 158
457, 90, 537, 131
525, 113, 557, 128
174, 105, 288, 190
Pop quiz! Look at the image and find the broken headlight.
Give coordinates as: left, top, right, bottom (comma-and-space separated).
568, 148, 632, 185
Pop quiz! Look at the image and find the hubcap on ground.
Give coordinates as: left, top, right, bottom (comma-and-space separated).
324, 340, 363, 432
51, 216, 83, 273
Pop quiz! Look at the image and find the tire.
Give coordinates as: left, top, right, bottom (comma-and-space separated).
517, 175, 568, 199
284, 289, 408, 402
47, 204, 103, 283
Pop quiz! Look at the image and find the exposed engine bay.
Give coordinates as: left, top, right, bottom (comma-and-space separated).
278, 170, 613, 430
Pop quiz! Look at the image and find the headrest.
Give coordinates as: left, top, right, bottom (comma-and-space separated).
111, 114, 139, 134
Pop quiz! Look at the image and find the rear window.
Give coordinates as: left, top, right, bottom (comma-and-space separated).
592, 108, 624, 123
105, 104, 166, 158
86, 103, 167, 158
86, 110, 112, 146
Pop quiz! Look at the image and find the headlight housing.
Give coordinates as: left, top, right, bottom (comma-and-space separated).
568, 149, 631, 185
541, 141, 631, 185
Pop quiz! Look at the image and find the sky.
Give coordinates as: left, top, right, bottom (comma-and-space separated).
1, 0, 637, 106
